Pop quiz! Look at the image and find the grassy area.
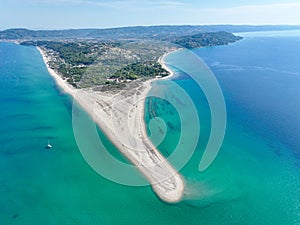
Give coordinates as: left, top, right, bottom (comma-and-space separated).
22, 40, 173, 88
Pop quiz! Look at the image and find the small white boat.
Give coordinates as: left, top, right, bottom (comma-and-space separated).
46, 140, 52, 149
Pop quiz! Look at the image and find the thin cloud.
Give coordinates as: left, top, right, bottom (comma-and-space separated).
183, 2, 300, 25
29, 0, 123, 8
224, 3, 300, 11
29, 0, 185, 9
148, 1, 185, 7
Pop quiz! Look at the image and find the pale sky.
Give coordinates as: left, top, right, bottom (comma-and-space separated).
1, 0, 300, 30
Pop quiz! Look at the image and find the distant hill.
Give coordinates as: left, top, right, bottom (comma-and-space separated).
173, 31, 243, 49
1, 25, 300, 41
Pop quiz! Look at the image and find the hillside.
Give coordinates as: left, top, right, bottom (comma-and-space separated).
1, 25, 300, 41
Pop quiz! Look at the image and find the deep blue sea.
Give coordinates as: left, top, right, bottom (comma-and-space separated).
0, 30, 300, 224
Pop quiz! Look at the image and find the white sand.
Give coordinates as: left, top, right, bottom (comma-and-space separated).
37, 47, 77, 97
38, 47, 184, 203
158, 52, 174, 80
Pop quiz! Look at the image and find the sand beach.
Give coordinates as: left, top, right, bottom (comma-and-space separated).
37, 47, 184, 203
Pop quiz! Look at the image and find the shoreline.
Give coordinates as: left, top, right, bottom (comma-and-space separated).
158, 51, 176, 80
37, 47, 77, 97
37, 47, 184, 203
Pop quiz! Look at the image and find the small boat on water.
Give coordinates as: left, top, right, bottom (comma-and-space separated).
46, 139, 52, 149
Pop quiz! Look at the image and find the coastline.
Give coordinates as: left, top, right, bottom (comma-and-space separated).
37, 46, 184, 203
158, 51, 175, 80
37, 47, 77, 97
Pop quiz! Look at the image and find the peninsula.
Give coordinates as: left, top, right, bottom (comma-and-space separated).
0, 26, 243, 202
38, 46, 184, 202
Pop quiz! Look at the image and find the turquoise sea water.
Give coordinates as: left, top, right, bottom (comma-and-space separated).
147, 32, 300, 224
0, 31, 300, 224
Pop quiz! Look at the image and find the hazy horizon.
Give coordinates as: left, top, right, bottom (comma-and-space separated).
1, 0, 300, 30
2, 24, 300, 31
